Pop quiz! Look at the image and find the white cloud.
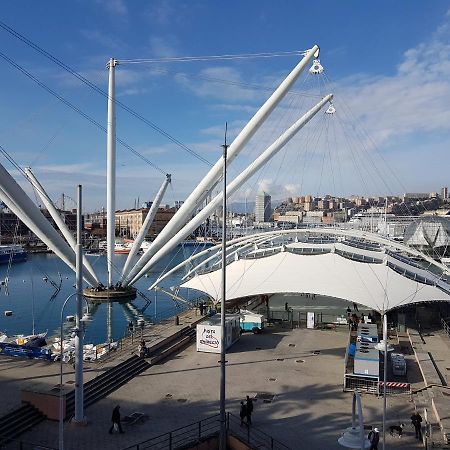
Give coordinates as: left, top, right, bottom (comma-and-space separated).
95, 0, 127, 16
175, 66, 261, 102
80, 29, 125, 50
149, 36, 179, 58
146, 1, 175, 25
335, 15, 450, 146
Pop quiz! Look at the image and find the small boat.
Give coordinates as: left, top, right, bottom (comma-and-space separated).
114, 242, 131, 254
0, 245, 27, 264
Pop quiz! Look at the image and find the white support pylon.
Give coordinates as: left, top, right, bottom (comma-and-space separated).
25, 167, 99, 285
106, 58, 117, 287
128, 93, 332, 285
123, 45, 320, 286
0, 163, 97, 286
121, 174, 171, 281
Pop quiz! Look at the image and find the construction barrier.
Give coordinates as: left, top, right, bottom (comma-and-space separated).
378, 381, 411, 394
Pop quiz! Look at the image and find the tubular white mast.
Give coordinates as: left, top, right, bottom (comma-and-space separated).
107, 58, 117, 287
123, 45, 320, 286
128, 94, 332, 284
25, 167, 99, 284
121, 173, 171, 280
0, 163, 97, 286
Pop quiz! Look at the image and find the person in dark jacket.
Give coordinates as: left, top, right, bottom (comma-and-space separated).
109, 405, 124, 434
368, 427, 379, 450
411, 411, 423, 439
239, 401, 247, 426
246, 395, 254, 425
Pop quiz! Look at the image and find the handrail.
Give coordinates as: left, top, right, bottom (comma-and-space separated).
122, 411, 292, 450
0, 434, 57, 449
441, 317, 450, 339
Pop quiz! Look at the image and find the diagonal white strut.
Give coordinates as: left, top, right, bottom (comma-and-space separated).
122, 45, 320, 286
128, 94, 333, 285
0, 163, 97, 286
121, 173, 171, 280
25, 167, 99, 284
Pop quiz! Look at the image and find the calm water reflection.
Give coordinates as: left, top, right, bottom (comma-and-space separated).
0, 244, 208, 343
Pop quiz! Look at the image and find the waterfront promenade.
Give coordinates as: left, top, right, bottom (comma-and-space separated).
1, 313, 426, 450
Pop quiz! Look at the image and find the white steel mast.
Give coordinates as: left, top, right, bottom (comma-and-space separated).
121, 173, 171, 280
0, 163, 97, 286
123, 45, 320, 286
107, 58, 117, 287
128, 94, 332, 284
25, 167, 99, 284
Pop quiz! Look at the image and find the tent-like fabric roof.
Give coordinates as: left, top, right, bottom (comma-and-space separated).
180, 250, 450, 313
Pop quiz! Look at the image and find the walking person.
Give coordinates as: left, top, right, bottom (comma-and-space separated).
411, 411, 423, 440
239, 401, 247, 426
368, 427, 379, 450
246, 395, 253, 425
138, 340, 147, 358
353, 302, 359, 312
109, 405, 124, 434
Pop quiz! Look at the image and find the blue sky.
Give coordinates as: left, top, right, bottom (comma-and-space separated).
1, 1, 449, 211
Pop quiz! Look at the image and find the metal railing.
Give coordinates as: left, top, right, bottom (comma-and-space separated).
344, 374, 380, 394
0, 435, 57, 450
441, 317, 450, 339
122, 412, 292, 450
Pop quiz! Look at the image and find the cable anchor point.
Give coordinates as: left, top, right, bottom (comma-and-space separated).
309, 59, 324, 75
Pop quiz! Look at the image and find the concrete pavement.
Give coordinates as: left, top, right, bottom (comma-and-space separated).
12, 324, 424, 450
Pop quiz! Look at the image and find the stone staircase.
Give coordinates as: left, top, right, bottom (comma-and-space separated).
0, 403, 46, 446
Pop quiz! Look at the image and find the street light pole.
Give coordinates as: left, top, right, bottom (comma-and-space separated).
375, 312, 393, 450
59, 292, 91, 450
59, 292, 77, 450
219, 126, 228, 450
74, 185, 85, 423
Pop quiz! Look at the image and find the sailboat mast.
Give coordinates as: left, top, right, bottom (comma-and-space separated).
106, 58, 117, 287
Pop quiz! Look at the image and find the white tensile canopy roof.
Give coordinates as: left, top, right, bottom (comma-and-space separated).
180, 250, 450, 313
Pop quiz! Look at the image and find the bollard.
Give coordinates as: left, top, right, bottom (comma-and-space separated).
175, 315, 180, 325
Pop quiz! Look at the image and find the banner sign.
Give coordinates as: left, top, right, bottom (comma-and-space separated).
0, 342, 52, 361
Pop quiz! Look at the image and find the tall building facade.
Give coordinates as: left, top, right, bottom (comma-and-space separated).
442, 187, 449, 200
255, 193, 272, 222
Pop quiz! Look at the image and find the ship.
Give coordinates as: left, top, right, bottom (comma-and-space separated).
0, 245, 27, 264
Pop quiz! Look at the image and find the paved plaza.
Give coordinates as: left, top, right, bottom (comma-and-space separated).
3, 323, 428, 450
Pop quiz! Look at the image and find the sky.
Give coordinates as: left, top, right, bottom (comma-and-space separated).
1, 1, 450, 211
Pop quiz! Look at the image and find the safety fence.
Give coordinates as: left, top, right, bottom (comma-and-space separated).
344, 374, 411, 395
122, 412, 291, 450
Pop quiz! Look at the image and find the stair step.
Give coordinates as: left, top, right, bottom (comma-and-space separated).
0, 406, 40, 434
0, 405, 45, 445
66, 357, 150, 417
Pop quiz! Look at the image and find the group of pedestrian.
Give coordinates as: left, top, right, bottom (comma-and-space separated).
239, 395, 254, 426
365, 412, 423, 449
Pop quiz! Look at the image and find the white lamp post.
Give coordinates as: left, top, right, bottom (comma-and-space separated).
338, 392, 371, 449
59, 292, 92, 450
374, 313, 394, 450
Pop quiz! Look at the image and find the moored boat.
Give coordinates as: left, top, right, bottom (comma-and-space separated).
0, 245, 27, 264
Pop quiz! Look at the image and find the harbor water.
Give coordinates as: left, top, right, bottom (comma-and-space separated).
0, 243, 210, 344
